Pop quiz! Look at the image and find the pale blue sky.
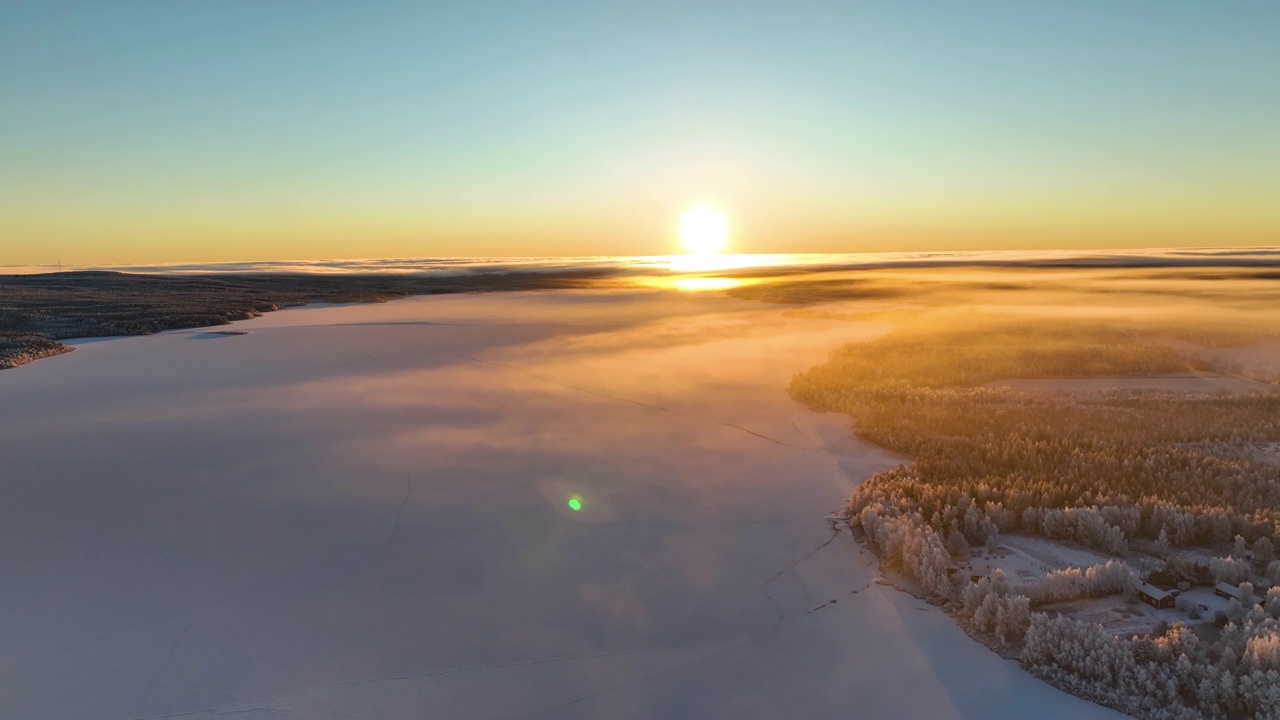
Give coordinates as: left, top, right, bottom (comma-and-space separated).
2, 1, 1277, 263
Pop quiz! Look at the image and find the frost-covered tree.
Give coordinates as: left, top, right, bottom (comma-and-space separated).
1234, 535, 1250, 560
960, 570, 1031, 644
1019, 607, 1280, 719
1023, 560, 1137, 606
1255, 537, 1276, 568
855, 502, 957, 601
1265, 588, 1280, 619
1211, 556, 1252, 585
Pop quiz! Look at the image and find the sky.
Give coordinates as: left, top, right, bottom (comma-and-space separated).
1, 1, 1278, 265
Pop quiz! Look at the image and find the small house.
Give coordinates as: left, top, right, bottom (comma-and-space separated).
1215, 582, 1242, 601
1137, 583, 1175, 609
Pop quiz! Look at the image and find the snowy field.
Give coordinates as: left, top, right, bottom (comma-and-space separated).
0, 289, 1123, 719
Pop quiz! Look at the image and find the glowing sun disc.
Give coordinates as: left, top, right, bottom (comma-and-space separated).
679, 205, 729, 255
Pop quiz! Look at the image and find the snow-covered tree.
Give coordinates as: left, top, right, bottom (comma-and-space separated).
1023, 560, 1138, 606
1211, 556, 1252, 585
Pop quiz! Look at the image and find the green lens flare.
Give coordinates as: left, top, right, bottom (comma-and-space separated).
567, 497, 583, 511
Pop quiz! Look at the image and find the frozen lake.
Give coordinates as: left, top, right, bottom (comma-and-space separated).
0, 289, 1122, 719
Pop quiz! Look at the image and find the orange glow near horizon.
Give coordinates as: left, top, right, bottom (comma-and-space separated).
3, 5, 1279, 267
667, 276, 744, 291
5, 191, 1280, 267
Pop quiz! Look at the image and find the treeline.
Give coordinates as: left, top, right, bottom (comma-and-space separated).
0, 331, 73, 369
1022, 561, 1137, 607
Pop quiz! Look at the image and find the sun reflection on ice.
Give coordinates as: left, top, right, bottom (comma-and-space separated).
665, 253, 785, 273
668, 277, 742, 291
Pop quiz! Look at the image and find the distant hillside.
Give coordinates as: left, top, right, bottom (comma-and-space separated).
0, 270, 608, 369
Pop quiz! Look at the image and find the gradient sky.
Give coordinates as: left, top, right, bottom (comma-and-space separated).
2, 1, 1277, 265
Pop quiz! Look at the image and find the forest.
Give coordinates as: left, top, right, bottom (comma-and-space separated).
794, 314, 1280, 545
788, 293, 1280, 719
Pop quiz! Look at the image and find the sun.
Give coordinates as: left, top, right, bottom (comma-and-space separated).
679, 205, 729, 255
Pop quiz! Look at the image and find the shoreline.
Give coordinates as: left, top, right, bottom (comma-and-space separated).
0, 269, 615, 370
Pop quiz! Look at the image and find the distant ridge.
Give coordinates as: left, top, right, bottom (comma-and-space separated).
0, 269, 611, 369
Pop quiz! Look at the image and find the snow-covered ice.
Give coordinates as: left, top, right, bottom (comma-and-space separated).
0, 289, 1124, 719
